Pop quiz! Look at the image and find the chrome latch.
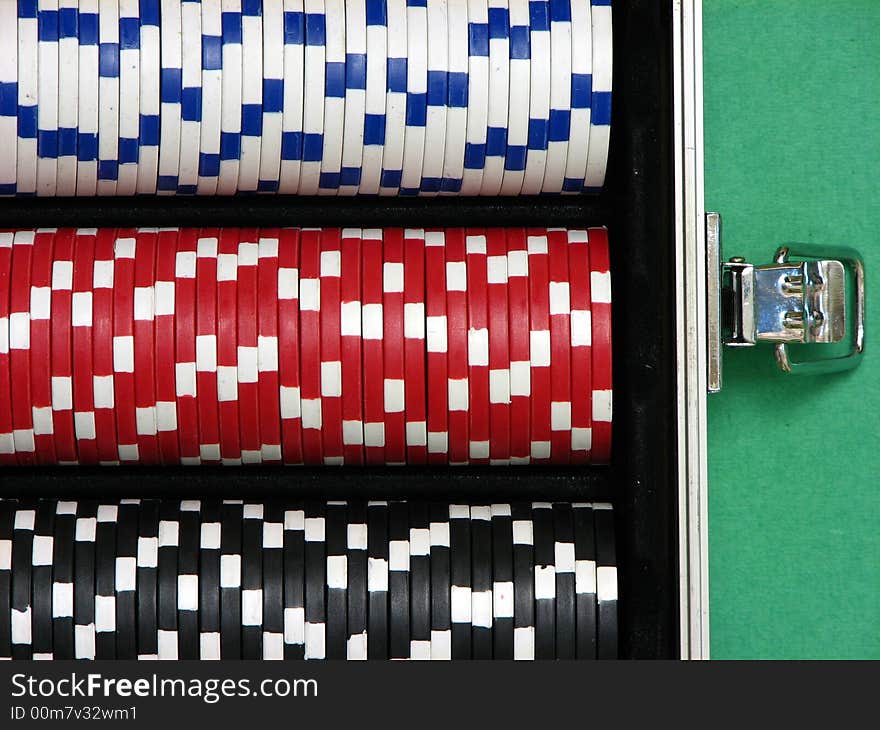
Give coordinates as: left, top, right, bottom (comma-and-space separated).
707, 212, 865, 392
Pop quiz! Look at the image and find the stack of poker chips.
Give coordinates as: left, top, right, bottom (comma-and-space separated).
0, 498, 618, 660
0, 226, 613, 466
0, 0, 612, 197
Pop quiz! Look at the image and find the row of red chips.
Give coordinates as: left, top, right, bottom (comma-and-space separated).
0, 227, 611, 466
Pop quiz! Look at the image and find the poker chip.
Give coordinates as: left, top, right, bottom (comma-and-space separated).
16, 5, 38, 196
277, 0, 305, 194
449, 504, 471, 659
176, 0, 201, 194
73, 501, 97, 660
76, 1, 100, 196
30, 230, 57, 465
199, 501, 222, 659
408, 501, 431, 659
96, 0, 120, 196
258, 0, 284, 192
594, 503, 618, 660
360, 229, 385, 464
112, 230, 139, 463
157, 500, 179, 659
567, 229, 592, 463
499, 0, 530, 195
460, 0, 488, 196
573, 503, 597, 660
92, 229, 118, 465
176, 500, 201, 660
0, 499, 618, 660
429, 503, 451, 659
541, 0, 573, 193
303, 501, 326, 660
196, 0, 223, 195
527, 230, 551, 463
440, 2, 467, 194
283, 502, 305, 659
133, 228, 160, 464
57, 0, 80, 196
219, 500, 242, 659
51, 501, 77, 660
216, 228, 242, 465
137, 0, 161, 194
480, 0, 510, 196
195, 230, 221, 463
346, 501, 368, 659
466, 232, 490, 465
71, 229, 99, 465
0, 234, 14, 465
116, 0, 141, 196
470, 505, 493, 658
562, 0, 591, 193
487, 229, 511, 464
136, 499, 159, 659
324, 501, 347, 659
552, 502, 576, 659
236, 230, 262, 463
115, 499, 140, 660
94, 503, 117, 659
506, 227, 531, 463
378, 0, 406, 195
381, 228, 405, 465
0, 4, 18, 197
424, 231, 448, 464
366, 499, 388, 659
491, 503, 514, 659
217, 0, 243, 195
238, 0, 263, 193
31, 500, 55, 659
157, 0, 181, 193
319, 228, 344, 465
521, 0, 550, 194
262, 501, 285, 659
403, 230, 427, 464
388, 500, 410, 659
36, 1, 59, 198
443, 228, 469, 465
589, 227, 612, 462
241, 502, 264, 659
9, 232, 36, 465
298, 228, 323, 464
398, 0, 426, 196
357, 0, 386, 195
547, 228, 572, 463
317, 0, 345, 194
276, 227, 303, 464
338, 0, 365, 195
11, 502, 35, 659
531, 501, 555, 660
298, 0, 325, 195
584, 0, 611, 191
174, 228, 200, 464
154, 228, 180, 464
340, 229, 364, 464
420, 0, 448, 195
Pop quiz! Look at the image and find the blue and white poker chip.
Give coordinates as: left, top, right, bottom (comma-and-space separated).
459, 0, 488, 196
258, 0, 284, 193
398, 0, 425, 196
96, 0, 119, 196
440, 0, 468, 196
136, 0, 160, 193
499, 0, 530, 196
177, 0, 201, 194
563, 0, 591, 194
237, 0, 263, 193
0, 2, 19, 196
277, 0, 304, 194
317, 0, 346, 194
57, 0, 79, 196
299, 0, 325, 195
338, 0, 365, 195
36, 0, 59, 197
358, 0, 386, 195
420, 0, 447, 195
480, 0, 509, 196
156, 0, 181, 193
378, 0, 406, 196
116, 0, 141, 196
541, 0, 572, 193
584, 0, 611, 191
521, 0, 550, 195
75, 1, 99, 196
218, 0, 242, 195
196, 0, 223, 195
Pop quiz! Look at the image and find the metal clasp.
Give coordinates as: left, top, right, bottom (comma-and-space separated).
707, 213, 866, 392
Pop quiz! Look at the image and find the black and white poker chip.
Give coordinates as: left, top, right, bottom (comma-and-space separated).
241, 502, 264, 660
491, 504, 514, 660
325, 501, 348, 660
304, 501, 326, 660
11, 501, 35, 660
282, 502, 305, 660
366, 500, 389, 660
51, 501, 77, 660
115, 500, 140, 660
220, 500, 243, 660
553, 502, 576, 660
346, 501, 368, 660
31, 499, 56, 659
199, 500, 222, 660
157, 500, 180, 660
470, 505, 493, 659
262, 501, 285, 660
408, 501, 431, 660
532, 502, 556, 660
594, 504, 618, 660
136, 499, 160, 660
177, 500, 201, 660
449, 504, 471, 660
0, 500, 15, 659
511, 503, 535, 660
94, 503, 117, 660
429, 502, 451, 660
74, 501, 97, 660
573, 503, 597, 660
388, 501, 410, 660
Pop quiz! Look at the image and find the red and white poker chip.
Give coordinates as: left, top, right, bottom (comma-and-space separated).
548, 228, 573, 464
505, 227, 531, 464
382, 228, 406, 466
256, 230, 282, 464
527, 229, 552, 464
319, 228, 344, 465
425, 230, 449, 465
403, 229, 427, 465
444, 227, 469, 466
112, 228, 140, 464
235, 229, 262, 464
566, 229, 593, 464
298, 228, 323, 465
195, 228, 221, 464
340, 228, 365, 465
174, 228, 201, 465
71, 229, 99, 465
487, 228, 511, 465
217, 228, 243, 465
360, 229, 385, 465
466, 230, 490, 465
0, 232, 15, 465
277, 227, 303, 465
92, 228, 119, 465
49, 228, 77, 464
9, 231, 36, 464
31, 229, 57, 465
589, 227, 612, 464
154, 228, 181, 465
133, 228, 161, 465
